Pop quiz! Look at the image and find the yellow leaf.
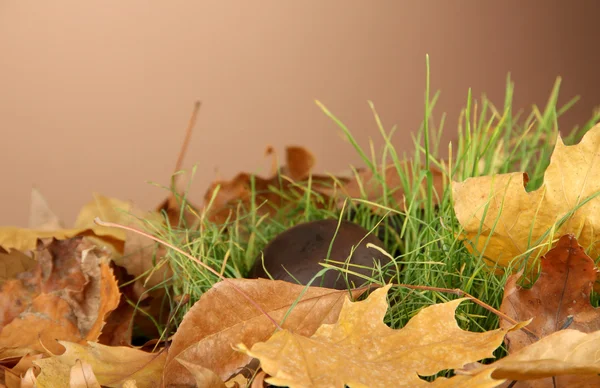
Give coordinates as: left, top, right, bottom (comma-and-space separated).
162, 279, 368, 387
33, 341, 165, 388
238, 285, 520, 387
461, 329, 600, 387
0, 193, 132, 254
452, 123, 600, 268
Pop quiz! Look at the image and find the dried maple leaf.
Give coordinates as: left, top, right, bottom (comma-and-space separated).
463, 329, 600, 387
453, 123, 600, 268
0, 237, 120, 356
202, 146, 344, 224
33, 341, 166, 388
238, 285, 521, 388
500, 234, 600, 350
162, 278, 369, 387
496, 234, 600, 387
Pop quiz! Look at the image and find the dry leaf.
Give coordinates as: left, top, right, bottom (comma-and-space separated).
34, 341, 166, 388
0, 247, 36, 283
176, 358, 226, 388
0, 193, 131, 254
497, 234, 600, 386
69, 360, 101, 388
3, 353, 43, 388
0, 237, 120, 356
500, 234, 600, 351
203, 146, 343, 224
162, 278, 369, 387
29, 188, 64, 230
453, 123, 600, 268
238, 285, 521, 388
463, 329, 600, 387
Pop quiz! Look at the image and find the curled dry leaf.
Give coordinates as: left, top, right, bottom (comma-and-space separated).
496, 234, 600, 386
453, 123, 600, 269
2, 353, 43, 388
238, 285, 522, 388
162, 278, 369, 387
0, 237, 120, 356
33, 341, 166, 388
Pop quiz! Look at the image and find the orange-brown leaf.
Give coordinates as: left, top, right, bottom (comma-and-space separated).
0, 237, 120, 356
162, 279, 368, 387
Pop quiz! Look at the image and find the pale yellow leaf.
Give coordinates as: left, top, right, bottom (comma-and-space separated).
29, 188, 64, 230
453, 123, 600, 268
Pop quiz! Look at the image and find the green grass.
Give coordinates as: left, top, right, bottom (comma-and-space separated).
128, 59, 600, 368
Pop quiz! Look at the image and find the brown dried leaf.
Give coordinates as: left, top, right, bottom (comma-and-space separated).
0, 237, 120, 356
500, 234, 600, 350
162, 279, 369, 387
282, 146, 315, 181
203, 146, 341, 224
238, 285, 520, 388
498, 234, 600, 386
34, 341, 166, 388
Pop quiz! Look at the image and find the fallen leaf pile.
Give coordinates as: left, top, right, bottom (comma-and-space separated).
5, 121, 600, 386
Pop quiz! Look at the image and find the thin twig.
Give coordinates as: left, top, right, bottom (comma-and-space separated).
392, 282, 539, 339
94, 217, 282, 330
174, 101, 201, 174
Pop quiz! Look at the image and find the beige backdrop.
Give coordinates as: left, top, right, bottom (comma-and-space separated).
1, 1, 599, 226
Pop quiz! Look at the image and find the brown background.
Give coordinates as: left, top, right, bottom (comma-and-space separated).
1, 0, 599, 227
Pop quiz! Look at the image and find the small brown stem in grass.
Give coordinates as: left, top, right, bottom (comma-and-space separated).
174, 101, 201, 174
392, 282, 539, 339
94, 217, 283, 330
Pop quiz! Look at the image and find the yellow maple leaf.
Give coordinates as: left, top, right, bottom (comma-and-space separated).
238, 285, 523, 387
453, 123, 600, 268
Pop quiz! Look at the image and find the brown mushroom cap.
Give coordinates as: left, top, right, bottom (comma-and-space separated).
249, 219, 390, 289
